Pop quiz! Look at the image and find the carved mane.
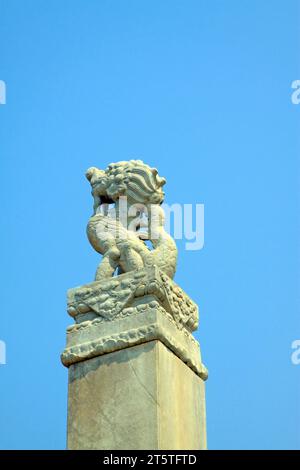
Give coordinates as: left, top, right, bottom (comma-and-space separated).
105, 160, 166, 204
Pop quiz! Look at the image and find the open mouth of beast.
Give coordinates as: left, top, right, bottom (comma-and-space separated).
100, 195, 114, 205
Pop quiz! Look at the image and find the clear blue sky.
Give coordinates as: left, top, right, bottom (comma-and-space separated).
0, 0, 299, 450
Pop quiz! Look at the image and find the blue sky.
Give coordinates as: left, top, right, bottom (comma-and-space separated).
0, 0, 299, 449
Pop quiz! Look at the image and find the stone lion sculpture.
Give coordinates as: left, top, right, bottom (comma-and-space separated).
86, 160, 177, 280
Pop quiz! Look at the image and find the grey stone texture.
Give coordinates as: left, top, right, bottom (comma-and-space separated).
67, 340, 207, 450
62, 161, 207, 450
62, 268, 208, 449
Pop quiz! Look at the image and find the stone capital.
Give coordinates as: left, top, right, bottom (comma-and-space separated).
61, 266, 208, 381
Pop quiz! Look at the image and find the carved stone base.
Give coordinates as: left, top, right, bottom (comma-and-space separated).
62, 267, 207, 449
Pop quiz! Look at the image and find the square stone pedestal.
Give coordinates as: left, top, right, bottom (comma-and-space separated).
62, 267, 208, 450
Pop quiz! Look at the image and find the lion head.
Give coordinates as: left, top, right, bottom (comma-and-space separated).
86, 160, 166, 205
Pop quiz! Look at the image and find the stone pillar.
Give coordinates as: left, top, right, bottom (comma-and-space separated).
61, 266, 208, 450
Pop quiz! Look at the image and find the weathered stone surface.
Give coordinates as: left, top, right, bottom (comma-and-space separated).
63, 160, 208, 450
67, 266, 199, 333
67, 341, 207, 450
85, 160, 177, 280
62, 299, 207, 380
